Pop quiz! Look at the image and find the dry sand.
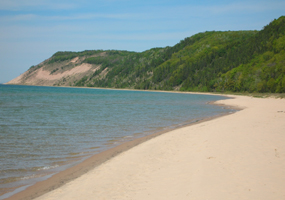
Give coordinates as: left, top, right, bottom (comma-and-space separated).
7, 95, 285, 200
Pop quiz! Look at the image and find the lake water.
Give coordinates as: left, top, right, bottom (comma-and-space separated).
0, 85, 234, 198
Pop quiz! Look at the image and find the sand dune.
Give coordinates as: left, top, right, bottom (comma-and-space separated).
6, 63, 97, 86
35, 64, 93, 81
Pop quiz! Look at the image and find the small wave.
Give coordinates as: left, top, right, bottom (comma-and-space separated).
37, 165, 59, 171
20, 172, 53, 181
20, 174, 38, 180
31, 165, 59, 171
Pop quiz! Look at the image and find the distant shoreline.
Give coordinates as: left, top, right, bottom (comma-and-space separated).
4, 83, 285, 99
2, 83, 227, 97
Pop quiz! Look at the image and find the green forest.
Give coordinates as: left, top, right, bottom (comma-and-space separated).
40, 16, 285, 93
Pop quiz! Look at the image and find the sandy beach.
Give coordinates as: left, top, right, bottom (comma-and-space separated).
6, 95, 285, 200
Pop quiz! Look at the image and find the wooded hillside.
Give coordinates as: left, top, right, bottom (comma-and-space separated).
8, 16, 285, 93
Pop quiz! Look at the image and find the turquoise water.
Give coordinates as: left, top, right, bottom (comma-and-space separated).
0, 85, 234, 198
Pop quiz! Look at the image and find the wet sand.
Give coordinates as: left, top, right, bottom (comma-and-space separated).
6, 95, 285, 200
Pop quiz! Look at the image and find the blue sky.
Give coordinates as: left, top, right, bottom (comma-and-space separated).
0, 0, 284, 83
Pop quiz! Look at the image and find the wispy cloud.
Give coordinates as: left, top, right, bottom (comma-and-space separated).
0, 0, 77, 11
3, 1, 284, 24
0, 13, 142, 23
162, 1, 285, 18
47, 13, 136, 21
0, 14, 37, 21
202, 1, 285, 14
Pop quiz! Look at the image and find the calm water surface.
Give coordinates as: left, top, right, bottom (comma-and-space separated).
0, 85, 234, 198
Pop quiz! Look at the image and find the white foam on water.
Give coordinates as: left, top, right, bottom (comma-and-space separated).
37, 165, 59, 171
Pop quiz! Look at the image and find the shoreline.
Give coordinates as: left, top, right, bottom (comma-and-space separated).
3, 93, 285, 199
3, 97, 237, 200
33, 95, 285, 200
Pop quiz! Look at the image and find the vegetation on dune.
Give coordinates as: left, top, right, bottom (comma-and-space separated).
47, 50, 104, 64
74, 48, 167, 88
26, 16, 285, 93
